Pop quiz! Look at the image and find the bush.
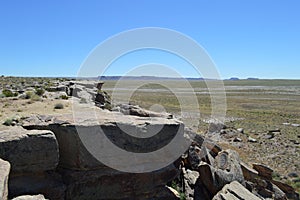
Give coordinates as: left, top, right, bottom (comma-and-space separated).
30, 94, 41, 101
35, 88, 45, 96
3, 118, 13, 126
25, 91, 34, 99
2, 89, 14, 97
54, 103, 64, 109
80, 97, 87, 104
60, 95, 69, 100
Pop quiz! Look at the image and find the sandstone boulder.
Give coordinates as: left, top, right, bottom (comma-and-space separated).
212, 181, 261, 200
0, 158, 10, 200
0, 127, 59, 174
182, 168, 199, 200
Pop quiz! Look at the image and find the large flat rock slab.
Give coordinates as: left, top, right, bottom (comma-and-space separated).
0, 127, 59, 174
23, 109, 185, 171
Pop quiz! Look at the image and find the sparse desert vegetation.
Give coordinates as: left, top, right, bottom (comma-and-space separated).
0, 76, 299, 197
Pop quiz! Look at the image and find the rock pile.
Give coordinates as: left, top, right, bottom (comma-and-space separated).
176, 130, 300, 200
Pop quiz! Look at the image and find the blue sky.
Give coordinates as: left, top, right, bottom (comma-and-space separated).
0, 0, 299, 79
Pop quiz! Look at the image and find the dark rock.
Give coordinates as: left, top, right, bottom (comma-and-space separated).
233, 137, 242, 142
59, 165, 178, 200
253, 163, 273, 179
96, 82, 104, 90
288, 172, 299, 178
240, 162, 259, 181
188, 145, 202, 169
271, 179, 299, 200
9, 172, 65, 200
95, 90, 111, 109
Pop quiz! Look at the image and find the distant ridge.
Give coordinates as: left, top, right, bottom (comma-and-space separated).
98, 76, 206, 81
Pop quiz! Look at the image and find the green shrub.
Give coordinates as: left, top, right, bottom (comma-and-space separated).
3, 118, 13, 126
60, 95, 69, 100
25, 91, 34, 99
35, 88, 45, 96
80, 97, 87, 104
2, 89, 14, 97
30, 94, 41, 101
54, 103, 64, 109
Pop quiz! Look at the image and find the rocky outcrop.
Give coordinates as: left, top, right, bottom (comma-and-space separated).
175, 130, 300, 200
212, 181, 261, 200
0, 158, 10, 200
1, 97, 299, 199
20, 109, 183, 200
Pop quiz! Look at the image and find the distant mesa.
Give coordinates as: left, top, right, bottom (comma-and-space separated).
229, 77, 240, 81
247, 77, 259, 80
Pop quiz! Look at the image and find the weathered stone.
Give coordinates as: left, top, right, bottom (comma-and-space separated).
248, 136, 257, 143
182, 168, 199, 199
271, 179, 299, 200
0, 158, 10, 200
117, 104, 173, 119
12, 194, 47, 200
188, 145, 202, 169
0, 127, 59, 174
197, 150, 244, 196
59, 164, 179, 200
253, 163, 273, 179
200, 146, 215, 166
272, 183, 288, 200
258, 187, 273, 198
237, 128, 244, 133
95, 90, 111, 109
9, 172, 65, 200
233, 137, 242, 142
212, 181, 261, 200
240, 162, 259, 181
202, 139, 222, 157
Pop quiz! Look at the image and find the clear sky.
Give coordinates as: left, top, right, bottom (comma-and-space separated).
0, 0, 299, 79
